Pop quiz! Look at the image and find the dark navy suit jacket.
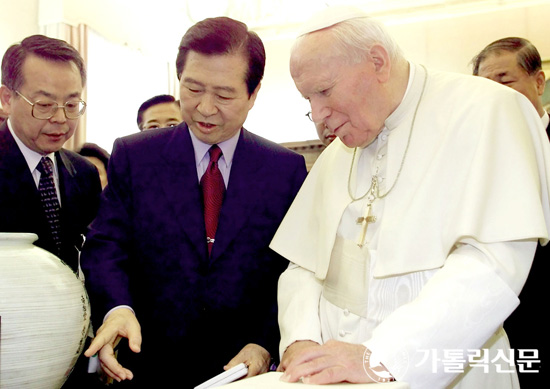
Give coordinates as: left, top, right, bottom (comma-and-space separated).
0, 121, 101, 272
503, 115, 550, 387
81, 124, 307, 386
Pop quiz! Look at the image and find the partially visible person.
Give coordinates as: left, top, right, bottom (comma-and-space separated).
78, 142, 110, 189
307, 111, 335, 146
472, 37, 549, 134
472, 36, 549, 387
81, 17, 307, 387
0, 34, 102, 388
270, 7, 550, 389
136, 94, 183, 131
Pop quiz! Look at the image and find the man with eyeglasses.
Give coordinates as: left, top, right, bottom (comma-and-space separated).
0, 34, 102, 387
270, 6, 550, 389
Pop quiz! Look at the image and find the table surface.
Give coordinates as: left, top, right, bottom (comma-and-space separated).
220, 372, 409, 388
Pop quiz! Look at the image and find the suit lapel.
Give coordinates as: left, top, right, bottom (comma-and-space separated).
56, 150, 76, 206
210, 129, 261, 261
0, 124, 32, 183
56, 150, 87, 238
0, 123, 47, 233
159, 126, 208, 258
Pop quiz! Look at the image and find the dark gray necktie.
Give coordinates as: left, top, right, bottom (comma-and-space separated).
36, 157, 62, 255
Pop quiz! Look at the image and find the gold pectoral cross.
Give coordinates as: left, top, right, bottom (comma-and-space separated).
356, 203, 377, 248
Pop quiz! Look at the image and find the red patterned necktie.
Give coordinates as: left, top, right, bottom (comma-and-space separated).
36, 156, 62, 256
201, 145, 225, 256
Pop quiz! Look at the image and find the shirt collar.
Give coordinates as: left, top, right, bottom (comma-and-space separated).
384, 61, 423, 132
7, 118, 56, 172
189, 127, 241, 167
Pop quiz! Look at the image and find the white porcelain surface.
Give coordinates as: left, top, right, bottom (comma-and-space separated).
0, 233, 90, 389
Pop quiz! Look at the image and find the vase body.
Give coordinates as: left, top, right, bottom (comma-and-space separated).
0, 232, 91, 389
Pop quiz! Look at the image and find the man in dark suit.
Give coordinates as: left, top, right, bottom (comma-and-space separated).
0, 34, 101, 275
0, 35, 102, 387
472, 37, 549, 387
82, 17, 307, 387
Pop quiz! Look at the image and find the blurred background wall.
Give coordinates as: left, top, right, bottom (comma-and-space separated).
1, 0, 549, 152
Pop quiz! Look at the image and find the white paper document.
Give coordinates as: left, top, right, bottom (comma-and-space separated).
194, 363, 249, 389
219, 372, 410, 388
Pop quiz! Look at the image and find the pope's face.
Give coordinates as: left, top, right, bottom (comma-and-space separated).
0, 54, 83, 155
477, 50, 545, 114
179, 51, 259, 145
290, 32, 390, 148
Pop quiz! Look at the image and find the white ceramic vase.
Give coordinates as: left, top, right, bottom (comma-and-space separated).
0, 232, 91, 389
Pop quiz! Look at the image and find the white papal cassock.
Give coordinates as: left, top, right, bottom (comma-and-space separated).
270, 63, 550, 389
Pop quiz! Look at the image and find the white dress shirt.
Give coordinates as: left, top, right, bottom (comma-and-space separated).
189, 128, 241, 188
7, 118, 61, 203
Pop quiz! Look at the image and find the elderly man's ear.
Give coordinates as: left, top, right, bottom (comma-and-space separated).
368, 44, 392, 83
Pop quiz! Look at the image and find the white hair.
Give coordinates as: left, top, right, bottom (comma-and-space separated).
293, 16, 404, 65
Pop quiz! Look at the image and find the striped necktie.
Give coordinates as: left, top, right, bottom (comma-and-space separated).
36, 156, 62, 256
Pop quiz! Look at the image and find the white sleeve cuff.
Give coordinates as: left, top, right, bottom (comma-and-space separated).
103, 305, 135, 322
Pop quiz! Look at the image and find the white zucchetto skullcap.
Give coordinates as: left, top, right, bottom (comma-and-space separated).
298, 5, 368, 36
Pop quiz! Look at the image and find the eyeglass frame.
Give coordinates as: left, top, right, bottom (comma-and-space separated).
15, 90, 87, 120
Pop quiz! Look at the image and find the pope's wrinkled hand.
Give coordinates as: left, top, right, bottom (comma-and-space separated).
280, 340, 385, 385
277, 340, 319, 373
84, 308, 142, 382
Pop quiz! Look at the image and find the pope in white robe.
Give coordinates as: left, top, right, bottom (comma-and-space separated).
270, 7, 550, 389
